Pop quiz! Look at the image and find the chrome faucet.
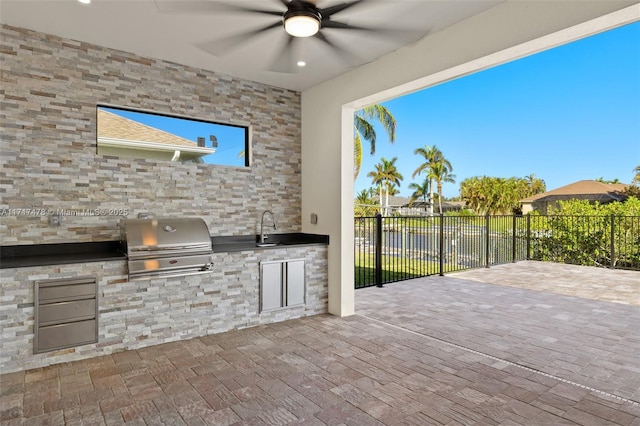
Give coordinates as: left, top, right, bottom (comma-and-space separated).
260, 210, 277, 244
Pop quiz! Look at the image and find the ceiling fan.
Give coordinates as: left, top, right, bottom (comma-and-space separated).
156, 0, 424, 73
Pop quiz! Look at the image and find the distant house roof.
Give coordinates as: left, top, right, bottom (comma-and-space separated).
520, 180, 628, 203
387, 196, 412, 207
441, 201, 466, 210
97, 109, 215, 157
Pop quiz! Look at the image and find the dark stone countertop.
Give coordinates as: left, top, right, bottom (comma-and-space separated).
0, 233, 329, 269
211, 233, 329, 252
0, 241, 127, 269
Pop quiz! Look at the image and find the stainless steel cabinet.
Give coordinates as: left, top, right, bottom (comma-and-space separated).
260, 259, 305, 312
34, 277, 98, 353
261, 261, 284, 311
285, 260, 305, 306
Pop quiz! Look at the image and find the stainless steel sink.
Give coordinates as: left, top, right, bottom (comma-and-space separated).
256, 242, 279, 247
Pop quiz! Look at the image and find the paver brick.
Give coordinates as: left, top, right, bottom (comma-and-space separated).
3, 263, 639, 424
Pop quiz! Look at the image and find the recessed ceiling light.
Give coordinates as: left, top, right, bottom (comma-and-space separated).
78, 0, 91, 4
297, 61, 306, 67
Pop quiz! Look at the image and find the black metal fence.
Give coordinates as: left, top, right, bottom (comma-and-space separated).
355, 214, 640, 289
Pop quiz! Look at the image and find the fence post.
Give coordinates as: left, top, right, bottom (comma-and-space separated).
526, 214, 531, 260
375, 213, 383, 287
512, 213, 517, 263
485, 213, 490, 268
610, 213, 615, 269
439, 213, 445, 276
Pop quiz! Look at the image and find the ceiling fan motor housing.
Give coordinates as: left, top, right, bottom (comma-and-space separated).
283, 1, 323, 35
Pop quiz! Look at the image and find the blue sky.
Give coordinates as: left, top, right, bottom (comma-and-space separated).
355, 21, 640, 199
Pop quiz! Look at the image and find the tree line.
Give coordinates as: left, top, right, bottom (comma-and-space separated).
354, 105, 639, 216
362, 145, 457, 216
460, 175, 545, 215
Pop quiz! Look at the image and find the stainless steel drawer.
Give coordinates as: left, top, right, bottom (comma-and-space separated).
36, 319, 97, 352
38, 299, 96, 326
34, 277, 98, 354
38, 280, 96, 303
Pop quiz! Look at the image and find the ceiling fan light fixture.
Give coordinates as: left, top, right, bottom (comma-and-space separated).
284, 12, 321, 37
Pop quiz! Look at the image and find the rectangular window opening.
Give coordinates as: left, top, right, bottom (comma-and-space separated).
97, 105, 250, 167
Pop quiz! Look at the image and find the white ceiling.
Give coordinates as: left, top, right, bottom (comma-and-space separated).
0, 0, 502, 91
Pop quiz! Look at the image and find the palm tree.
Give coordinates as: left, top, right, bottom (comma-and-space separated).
354, 105, 396, 179
429, 162, 456, 214
623, 165, 640, 198
386, 183, 401, 197
412, 145, 452, 215
524, 173, 546, 195
381, 158, 403, 214
367, 187, 379, 199
355, 189, 375, 205
367, 163, 386, 209
408, 178, 430, 212
354, 189, 378, 216
367, 157, 403, 215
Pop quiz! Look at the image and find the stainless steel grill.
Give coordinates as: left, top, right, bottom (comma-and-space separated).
122, 217, 214, 280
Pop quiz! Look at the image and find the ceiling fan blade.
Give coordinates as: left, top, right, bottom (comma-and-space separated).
322, 20, 427, 42
155, 1, 283, 17
321, 0, 365, 18
269, 36, 298, 73
313, 32, 362, 67
196, 21, 282, 56
321, 20, 375, 31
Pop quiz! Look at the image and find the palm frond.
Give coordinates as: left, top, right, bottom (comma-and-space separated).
360, 105, 396, 143
354, 132, 362, 179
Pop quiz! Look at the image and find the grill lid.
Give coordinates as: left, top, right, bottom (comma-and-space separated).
122, 217, 214, 280
124, 218, 212, 255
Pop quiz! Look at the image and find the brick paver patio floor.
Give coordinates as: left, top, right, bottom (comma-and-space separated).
448, 261, 640, 306
1, 262, 639, 425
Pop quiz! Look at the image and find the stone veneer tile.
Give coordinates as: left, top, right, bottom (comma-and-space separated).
1, 245, 327, 373
0, 23, 301, 243
1, 23, 327, 374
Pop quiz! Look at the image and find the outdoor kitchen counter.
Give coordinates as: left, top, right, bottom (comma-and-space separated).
0, 233, 329, 269
0, 241, 126, 269
211, 233, 329, 253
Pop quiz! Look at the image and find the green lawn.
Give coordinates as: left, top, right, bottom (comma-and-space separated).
355, 254, 441, 288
